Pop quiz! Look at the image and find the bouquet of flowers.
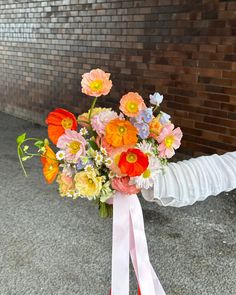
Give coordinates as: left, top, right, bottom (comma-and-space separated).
17, 68, 183, 218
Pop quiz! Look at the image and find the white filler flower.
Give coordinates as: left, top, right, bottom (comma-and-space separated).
131, 157, 161, 190
149, 92, 163, 106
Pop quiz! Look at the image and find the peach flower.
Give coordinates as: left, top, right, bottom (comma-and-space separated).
81, 69, 112, 97
119, 92, 146, 117
57, 173, 75, 197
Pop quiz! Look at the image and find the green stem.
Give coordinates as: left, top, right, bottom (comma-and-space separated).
88, 97, 98, 123
153, 105, 159, 113
17, 146, 28, 177
17, 137, 44, 177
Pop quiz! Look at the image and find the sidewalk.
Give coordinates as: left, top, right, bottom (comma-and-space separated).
0, 111, 235, 295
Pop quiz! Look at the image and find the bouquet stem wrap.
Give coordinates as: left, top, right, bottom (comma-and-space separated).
142, 151, 236, 207
111, 192, 166, 295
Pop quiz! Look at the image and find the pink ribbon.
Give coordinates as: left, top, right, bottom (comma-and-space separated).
111, 192, 166, 295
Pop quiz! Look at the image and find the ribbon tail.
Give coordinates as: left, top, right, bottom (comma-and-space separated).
111, 192, 130, 295
129, 195, 166, 295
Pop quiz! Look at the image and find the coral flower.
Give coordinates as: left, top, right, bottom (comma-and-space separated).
81, 68, 112, 97
105, 118, 138, 148
149, 117, 163, 140
41, 145, 59, 184
157, 124, 183, 158
118, 148, 149, 177
111, 176, 140, 194
57, 129, 87, 163
119, 92, 146, 117
46, 108, 77, 145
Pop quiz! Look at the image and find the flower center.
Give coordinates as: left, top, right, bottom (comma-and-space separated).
69, 141, 81, 154
88, 178, 94, 184
118, 126, 126, 134
89, 80, 103, 92
143, 169, 151, 179
61, 117, 73, 129
127, 102, 138, 113
165, 136, 174, 148
126, 152, 137, 163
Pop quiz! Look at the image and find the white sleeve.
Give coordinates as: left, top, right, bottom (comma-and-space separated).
141, 151, 236, 207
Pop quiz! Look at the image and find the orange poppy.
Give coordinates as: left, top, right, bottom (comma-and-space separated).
105, 118, 138, 148
46, 108, 78, 145
118, 148, 149, 177
41, 145, 59, 184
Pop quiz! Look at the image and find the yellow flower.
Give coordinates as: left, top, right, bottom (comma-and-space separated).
74, 171, 102, 198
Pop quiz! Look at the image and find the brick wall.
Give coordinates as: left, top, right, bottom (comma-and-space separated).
0, 0, 236, 156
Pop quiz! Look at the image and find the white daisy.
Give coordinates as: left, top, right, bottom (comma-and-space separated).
79, 127, 88, 136
100, 147, 108, 156
136, 141, 154, 157
95, 152, 103, 165
56, 150, 65, 161
84, 164, 95, 174
130, 157, 161, 190
105, 157, 113, 167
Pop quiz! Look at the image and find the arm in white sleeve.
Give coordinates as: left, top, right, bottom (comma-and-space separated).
142, 151, 236, 207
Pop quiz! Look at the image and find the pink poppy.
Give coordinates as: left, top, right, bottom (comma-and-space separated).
57, 129, 86, 162
157, 124, 183, 158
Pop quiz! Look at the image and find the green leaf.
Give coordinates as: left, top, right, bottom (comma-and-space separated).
88, 140, 99, 151
16, 133, 26, 145
34, 140, 44, 148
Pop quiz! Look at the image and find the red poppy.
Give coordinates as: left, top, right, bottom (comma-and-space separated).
41, 145, 59, 184
46, 108, 78, 144
118, 148, 149, 177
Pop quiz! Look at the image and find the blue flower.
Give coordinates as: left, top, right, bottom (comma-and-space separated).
149, 92, 163, 106
141, 108, 153, 123
159, 111, 171, 124
135, 122, 150, 139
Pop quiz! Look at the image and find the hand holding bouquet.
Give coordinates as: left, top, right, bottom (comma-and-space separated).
17, 69, 183, 217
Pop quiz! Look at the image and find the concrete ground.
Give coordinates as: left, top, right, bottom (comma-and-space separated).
0, 111, 235, 295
